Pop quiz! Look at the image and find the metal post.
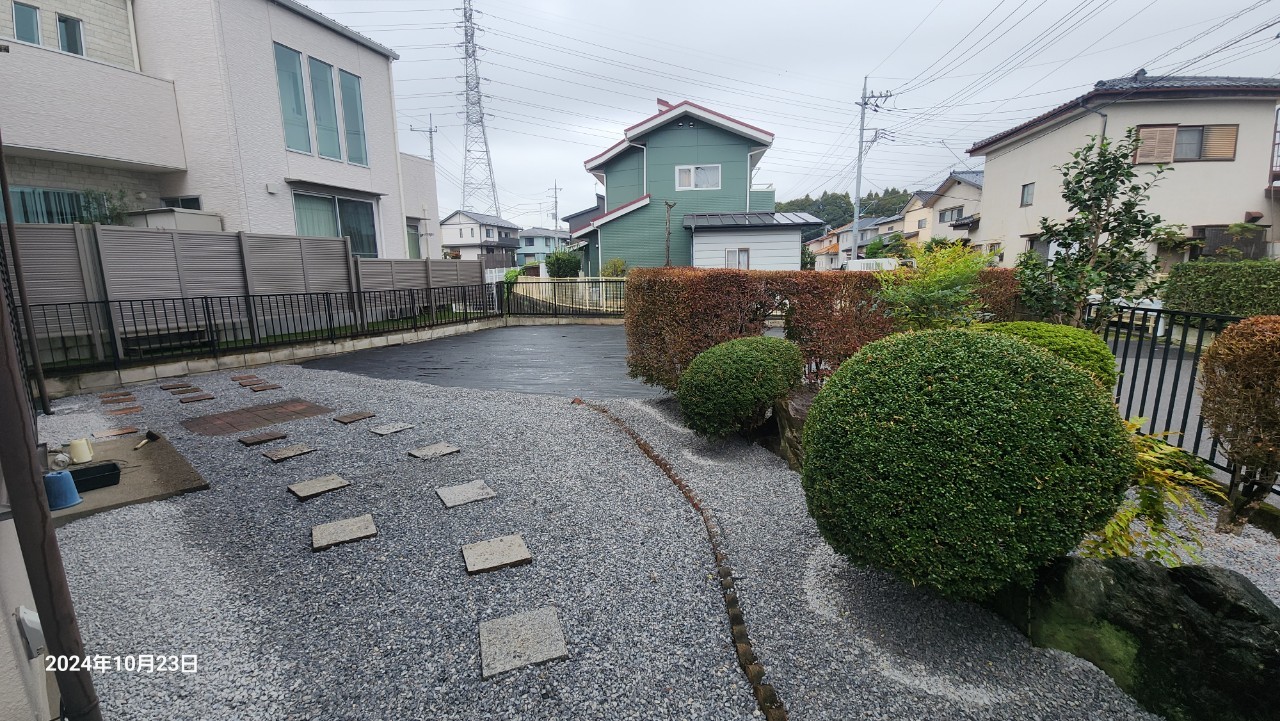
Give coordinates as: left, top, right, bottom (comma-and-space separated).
202, 296, 218, 357
0, 128, 52, 415
324, 293, 337, 342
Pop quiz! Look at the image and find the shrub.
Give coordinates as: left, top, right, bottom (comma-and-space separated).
875, 244, 991, 330
545, 250, 581, 278
769, 271, 898, 385
502, 267, 522, 284
1162, 260, 1280, 317
975, 268, 1019, 322
801, 330, 1133, 600
676, 336, 803, 437
1199, 315, 1280, 532
601, 258, 628, 277
979, 321, 1117, 388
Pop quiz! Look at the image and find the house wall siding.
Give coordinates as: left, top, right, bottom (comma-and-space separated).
692, 228, 801, 270
1, 0, 136, 69
400, 153, 442, 259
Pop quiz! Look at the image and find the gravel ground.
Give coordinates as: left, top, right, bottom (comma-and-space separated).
603, 396, 1166, 721
46, 365, 756, 720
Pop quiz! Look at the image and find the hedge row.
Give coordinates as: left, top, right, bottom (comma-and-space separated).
625, 267, 1018, 389
1162, 260, 1280, 317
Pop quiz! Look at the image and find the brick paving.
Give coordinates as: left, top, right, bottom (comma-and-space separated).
251, 384, 283, 392
237, 431, 288, 447
101, 396, 137, 404
107, 406, 143, 416
333, 411, 376, 425
179, 393, 216, 404
181, 399, 333, 436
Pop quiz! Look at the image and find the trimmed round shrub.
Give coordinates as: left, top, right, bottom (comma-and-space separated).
802, 330, 1133, 600
677, 336, 803, 438
980, 321, 1117, 388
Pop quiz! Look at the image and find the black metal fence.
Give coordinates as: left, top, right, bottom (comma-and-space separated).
19, 281, 630, 376
1091, 304, 1242, 473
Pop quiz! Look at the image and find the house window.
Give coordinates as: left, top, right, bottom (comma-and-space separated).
406, 223, 421, 259
273, 44, 311, 153
458, 228, 463, 238
524, 238, 534, 247
1136, 125, 1238, 163
56, 14, 82, 55
13, 3, 39, 44
1, 186, 87, 223
161, 196, 202, 210
339, 70, 368, 165
917, 218, 927, 229
938, 206, 963, 223
675, 164, 721, 191
308, 57, 342, 160
293, 192, 378, 257
1020, 183, 1035, 207
725, 248, 749, 269
485, 228, 493, 238
470, 227, 475, 237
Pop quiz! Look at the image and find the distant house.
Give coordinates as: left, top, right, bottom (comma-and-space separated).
900, 171, 984, 250
516, 227, 570, 265
968, 73, 1280, 267
562, 194, 606, 234
811, 238, 841, 271
834, 217, 884, 260
873, 213, 904, 240
440, 210, 519, 262
572, 99, 822, 272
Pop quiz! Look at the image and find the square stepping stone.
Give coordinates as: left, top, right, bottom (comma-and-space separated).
107, 406, 142, 416
230, 374, 258, 381
99, 391, 132, 399
478, 606, 568, 679
238, 430, 287, 447
370, 422, 414, 436
436, 480, 496, 509
250, 384, 283, 392
101, 395, 136, 404
409, 442, 461, 460
262, 444, 314, 463
311, 513, 376, 551
239, 379, 267, 387
288, 474, 350, 501
93, 427, 138, 439
462, 534, 532, 575
334, 411, 376, 425
159, 383, 192, 390
179, 393, 215, 403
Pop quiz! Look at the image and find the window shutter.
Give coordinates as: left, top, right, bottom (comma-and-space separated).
1202, 125, 1238, 160
1135, 126, 1176, 163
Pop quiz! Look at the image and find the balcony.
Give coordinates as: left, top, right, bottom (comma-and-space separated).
0, 41, 185, 171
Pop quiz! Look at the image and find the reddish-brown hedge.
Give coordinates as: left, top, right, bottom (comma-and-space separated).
976, 268, 1019, 322
768, 271, 898, 384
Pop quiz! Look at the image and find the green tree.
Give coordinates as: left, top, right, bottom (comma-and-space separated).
544, 250, 581, 278
875, 243, 991, 330
864, 232, 906, 259
801, 245, 816, 270
777, 191, 855, 241
1014, 128, 1165, 329
858, 187, 912, 219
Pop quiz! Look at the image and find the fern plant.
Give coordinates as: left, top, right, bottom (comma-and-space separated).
1081, 420, 1226, 566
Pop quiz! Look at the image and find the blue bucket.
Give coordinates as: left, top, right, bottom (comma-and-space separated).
43, 470, 83, 510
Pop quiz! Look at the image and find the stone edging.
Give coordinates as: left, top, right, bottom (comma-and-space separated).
581, 400, 788, 721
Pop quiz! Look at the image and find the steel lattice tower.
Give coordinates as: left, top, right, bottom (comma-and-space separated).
460, 0, 500, 215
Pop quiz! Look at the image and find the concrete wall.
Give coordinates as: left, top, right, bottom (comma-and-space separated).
692, 228, 801, 270
0, 0, 136, 69
399, 153, 442, 259
0, 489, 52, 721
975, 97, 1280, 266
0, 41, 184, 172
132, 0, 406, 256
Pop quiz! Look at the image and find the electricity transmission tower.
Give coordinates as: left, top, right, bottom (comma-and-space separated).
460, 0, 500, 215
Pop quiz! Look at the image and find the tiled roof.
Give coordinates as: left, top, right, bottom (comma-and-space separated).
968, 74, 1280, 154
519, 227, 570, 238
443, 210, 521, 230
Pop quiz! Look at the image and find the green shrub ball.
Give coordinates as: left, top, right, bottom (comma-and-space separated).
980, 321, 1118, 388
677, 336, 804, 438
801, 330, 1133, 600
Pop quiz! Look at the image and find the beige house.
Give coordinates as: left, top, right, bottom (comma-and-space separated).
968, 74, 1280, 267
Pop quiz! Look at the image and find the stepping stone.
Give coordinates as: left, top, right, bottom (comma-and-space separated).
262, 444, 314, 463
101, 396, 136, 404
239, 379, 267, 387
99, 391, 132, 399
170, 387, 204, 395
179, 393, 215, 403
93, 427, 138, 439
230, 374, 258, 381
334, 411, 376, 425
250, 384, 282, 392
107, 406, 142, 416
462, 534, 532, 575
436, 480, 496, 509
159, 383, 192, 390
478, 606, 568, 679
409, 442, 460, 460
311, 513, 376, 551
238, 430, 287, 447
288, 474, 350, 501
370, 422, 414, 436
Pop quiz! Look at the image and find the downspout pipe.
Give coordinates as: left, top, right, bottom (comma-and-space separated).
1080, 98, 1108, 138
627, 141, 647, 194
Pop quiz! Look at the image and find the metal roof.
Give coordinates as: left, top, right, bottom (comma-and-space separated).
950, 170, 984, 189
519, 227, 571, 238
682, 212, 824, 229
270, 1, 399, 59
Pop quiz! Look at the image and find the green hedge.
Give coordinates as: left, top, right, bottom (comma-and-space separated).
980, 321, 1117, 388
801, 330, 1132, 600
1162, 260, 1280, 317
677, 336, 803, 438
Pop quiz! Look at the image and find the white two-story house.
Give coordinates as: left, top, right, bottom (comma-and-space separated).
440, 210, 519, 263
968, 74, 1280, 266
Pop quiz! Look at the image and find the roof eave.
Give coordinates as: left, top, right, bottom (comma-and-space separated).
269, 0, 399, 59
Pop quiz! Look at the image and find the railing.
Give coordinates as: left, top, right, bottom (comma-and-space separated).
504, 278, 626, 317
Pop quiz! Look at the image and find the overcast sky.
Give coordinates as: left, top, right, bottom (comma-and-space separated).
306, 0, 1280, 228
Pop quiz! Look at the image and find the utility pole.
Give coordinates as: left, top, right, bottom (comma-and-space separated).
547, 181, 562, 231
460, 0, 500, 214
409, 113, 436, 161
664, 200, 676, 267
851, 76, 891, 261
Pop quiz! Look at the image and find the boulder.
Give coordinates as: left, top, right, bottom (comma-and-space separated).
1004, 557, 1280, 721
769, 388, 816, 471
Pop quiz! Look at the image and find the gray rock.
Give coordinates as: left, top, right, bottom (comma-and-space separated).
311, 514, 377, 551
436, 480, 496, 509
288, 474, 349, 501
478, 606, 568, 679
408, 442, 461, 459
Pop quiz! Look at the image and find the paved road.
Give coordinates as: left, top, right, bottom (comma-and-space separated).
303, 324, 667, 399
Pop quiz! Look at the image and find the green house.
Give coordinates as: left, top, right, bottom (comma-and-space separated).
569, 100, 821, 274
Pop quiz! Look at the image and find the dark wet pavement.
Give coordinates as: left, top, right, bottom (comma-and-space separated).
302, 324, 667, 399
